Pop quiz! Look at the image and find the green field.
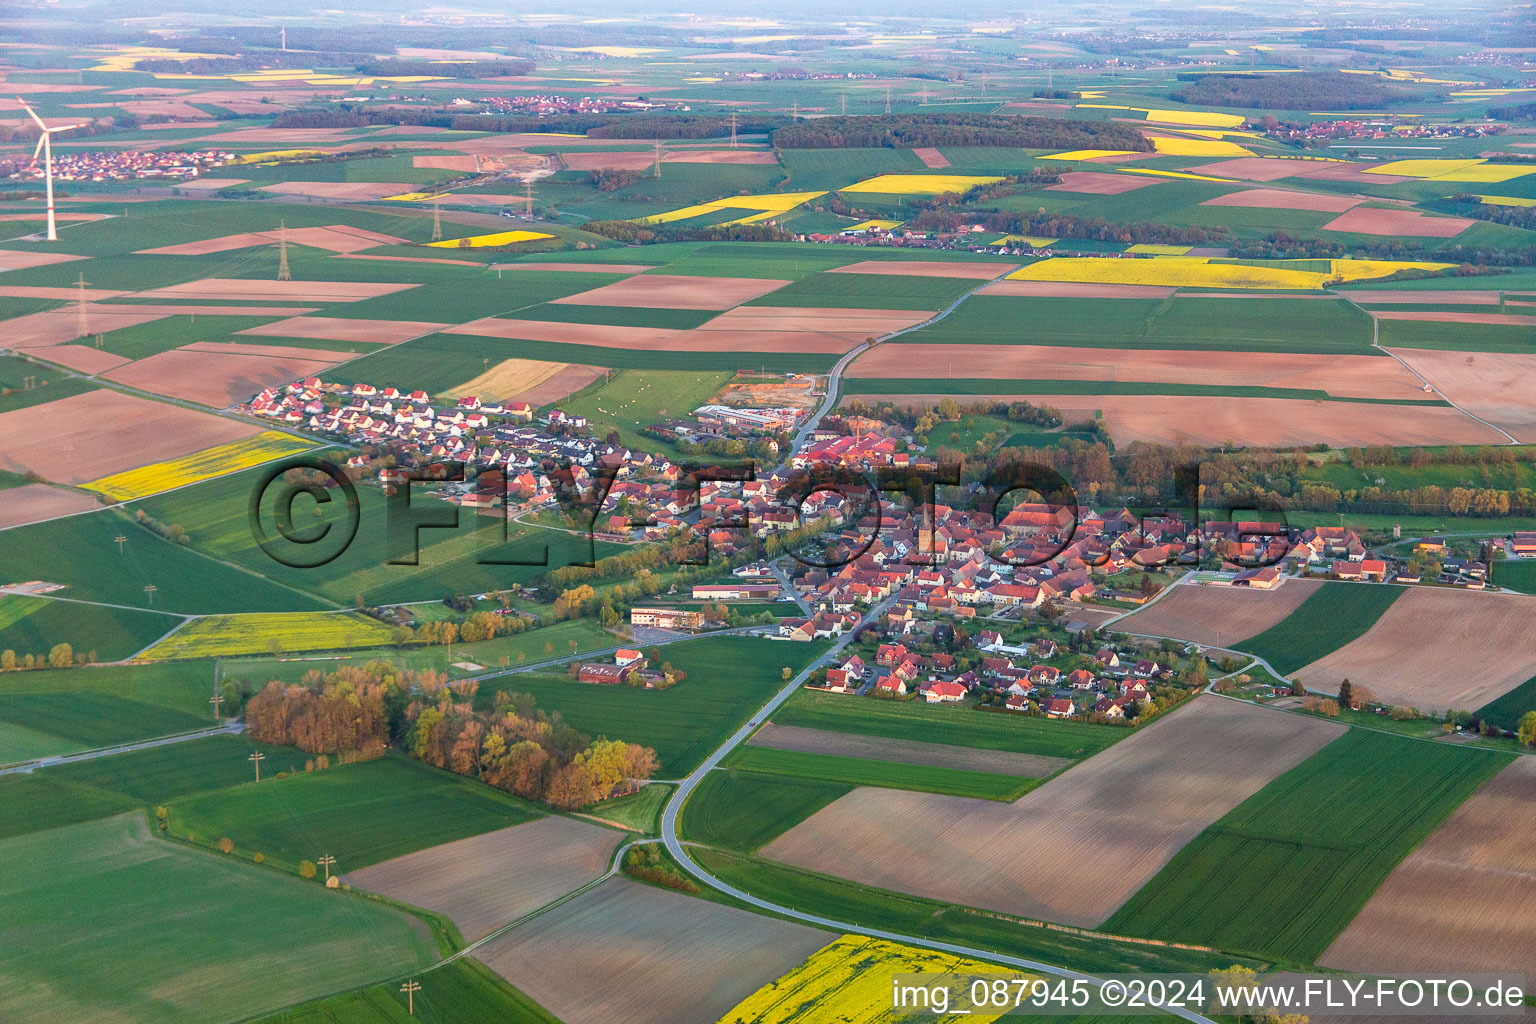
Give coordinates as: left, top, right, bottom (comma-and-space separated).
0, 660, 219, 717
1493, 557, 1536, 595
1105, 730, 1508, 961
49, 734, 313, 803
0, 354, 98, 412
1376, 317, 1536, 354
559, 369, 733, 453
84, 314, 275, 361
479, 634, 832, 776
1238, 581, 1404, 675
725, 744, 1038, 800
746, 270, 982, 311
681, 767, 851, 851
586, 781, 673, 834
773, 689, 1123, 759
254, 957, 561, 1024
843, 378, 1432, 404
0, 691, 205, 763
1473, 674, 1536, 732
0, 814, 437, 1024
0, 773, 142, 838
167, 753, 541, 875
0, 594, 180, 662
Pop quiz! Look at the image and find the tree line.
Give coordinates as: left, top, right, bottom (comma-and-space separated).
1171, 71, 1417, 111
771, 113, 1150, 152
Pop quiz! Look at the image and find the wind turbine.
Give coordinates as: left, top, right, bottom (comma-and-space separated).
17, 97, 85, 242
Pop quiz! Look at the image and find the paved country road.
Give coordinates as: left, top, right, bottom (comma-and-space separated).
0, 720, 244, 775
657, 593, 1219, 1024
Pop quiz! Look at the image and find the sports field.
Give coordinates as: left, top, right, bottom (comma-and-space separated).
1105, 729, 1508, 962
0, 814, 437, 1024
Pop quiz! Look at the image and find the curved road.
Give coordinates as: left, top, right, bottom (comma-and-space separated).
657, 593, 1216, 1024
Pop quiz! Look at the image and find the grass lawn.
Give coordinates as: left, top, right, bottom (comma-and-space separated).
479, 634, 832, 776
253, 956, 560, 1024
167, 753, 541, 875
681, 767, 851, 851
695, 849, 1280, 975
724, 744, 1038, 801
1237, 581, 1404, 675
772, 689, 1123, 760
1103, 730, 1509, 962
0, 814, 437, 1024
585, 781, 673, 834
559, 369, 732, 453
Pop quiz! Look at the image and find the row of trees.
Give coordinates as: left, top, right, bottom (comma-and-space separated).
770, 113, 1150, 152
1, 644, 89, 671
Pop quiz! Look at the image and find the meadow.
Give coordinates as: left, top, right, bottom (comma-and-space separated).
1238, 581, 1404, 675
772, 689, 1123, 760
586, 781, 672, 834
724, 744, 1038, 801
167, 753, 541, 875
479, 635, 832, 776
0, 813, 437, 1024
0, 593, 180, 662
1104, 730, 1508, 962
558, 369, 733, 454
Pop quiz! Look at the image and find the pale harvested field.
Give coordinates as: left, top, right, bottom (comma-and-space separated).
1201, 188, 1362, 212
38, 345, 133, 373
105, 347, 344, 407
343, 816, 617, 942
0, 213, 105, 224
1048, 171, 1162, 194
0, 284, 124, 301
134, 279, 417, 303
913, 147, 951, 168
1342, 289, 1503, 305
1323, 206, 1474, 237
448, 317, 867, 354
1292, 163, 1412, 185
476, 878, 833, 1024
551, 274, 790, 310
763, 697, 1345, 927
238, 315, 445, 345
138, 224, 404, 256
0, 484, 99, 530
827, 259, 1016, 280
183, 340, 357, 361
495, 262, 656, 274
558, 151, 653, 171
1292, 588, 1536, 713
697, 305, 933, 334
170, 177, 249, 190
257, 181, 415, 201
0, 309, 164, 348
443, 358, 600, 403
0, 249, 88, 271
1186, 158, 1316, 181
1118, 578, 1322, 648
1390, 348, 1536, 441
0, 390, 259, 483
1374, 310, 1536, 326
854, 345, 1429, 400
411, 154, 484, 172
751, 722, 1071, 777
1321, 757, 1536, 977
333, 253, 480, 268
978, 280, 1176, 299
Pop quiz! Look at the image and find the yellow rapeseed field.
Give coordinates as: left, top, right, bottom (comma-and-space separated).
1149, 136, 1254, 158
382, 191, 452, 202
717, 935, 1015, 1024
1477, 195, 1536, 207
139, 612, 397, 660
1043, 149, 1139, 161
1075, 104, 1245, 128
87, 432, 316, 502
226, 150, 327, 165
1119, 168, 1239, 182
840, 174, 1002, 195
640, 191, 825, 226
427, 230, 553, 248
1327, 258, 1453, 283
1368, 159, 1536, 183
1127, 243, 1192, 255
845, 219, 903, 231
1007, 256, 1445, 290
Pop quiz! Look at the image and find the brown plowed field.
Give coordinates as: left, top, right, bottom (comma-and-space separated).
762, 696, 1345, 927
1389, 348, 1536, 441
1048, 171, 1162, 194
237, 315, 446, 345
1291, 588, 1536, 713
550, 274, 790, 310
1373, 310, 1536, 326
495, 262, 656, 274
169, 177, 250, 191
0, 484, 100, 530
342, 816, 617, 942
698, 305, 932, 334
134, 279, 417, 303
1323, 207, 1473, 237
0, 285, 124, 301
1187, 158, 1329, 181
476, 878, 834, 1024
1321, 757, 1536, 977
138, 224, 404, 256
2, 308, 164, 349
1201, 188, 1362, 212
978, 280, 1176, 299
39, 345, 132, 373
256, 181, 416, 201
0, 249, 88, 271
827, 259, 1016, 280
184, 340, 356, 361
913, 147, 951, 168
1117, 579, 1322, 648
557, 151, 654, 171
0, 390, 259, 483
751, 722, 1071, 778
854, 345, 1429, 400
104, 347, 345, 407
